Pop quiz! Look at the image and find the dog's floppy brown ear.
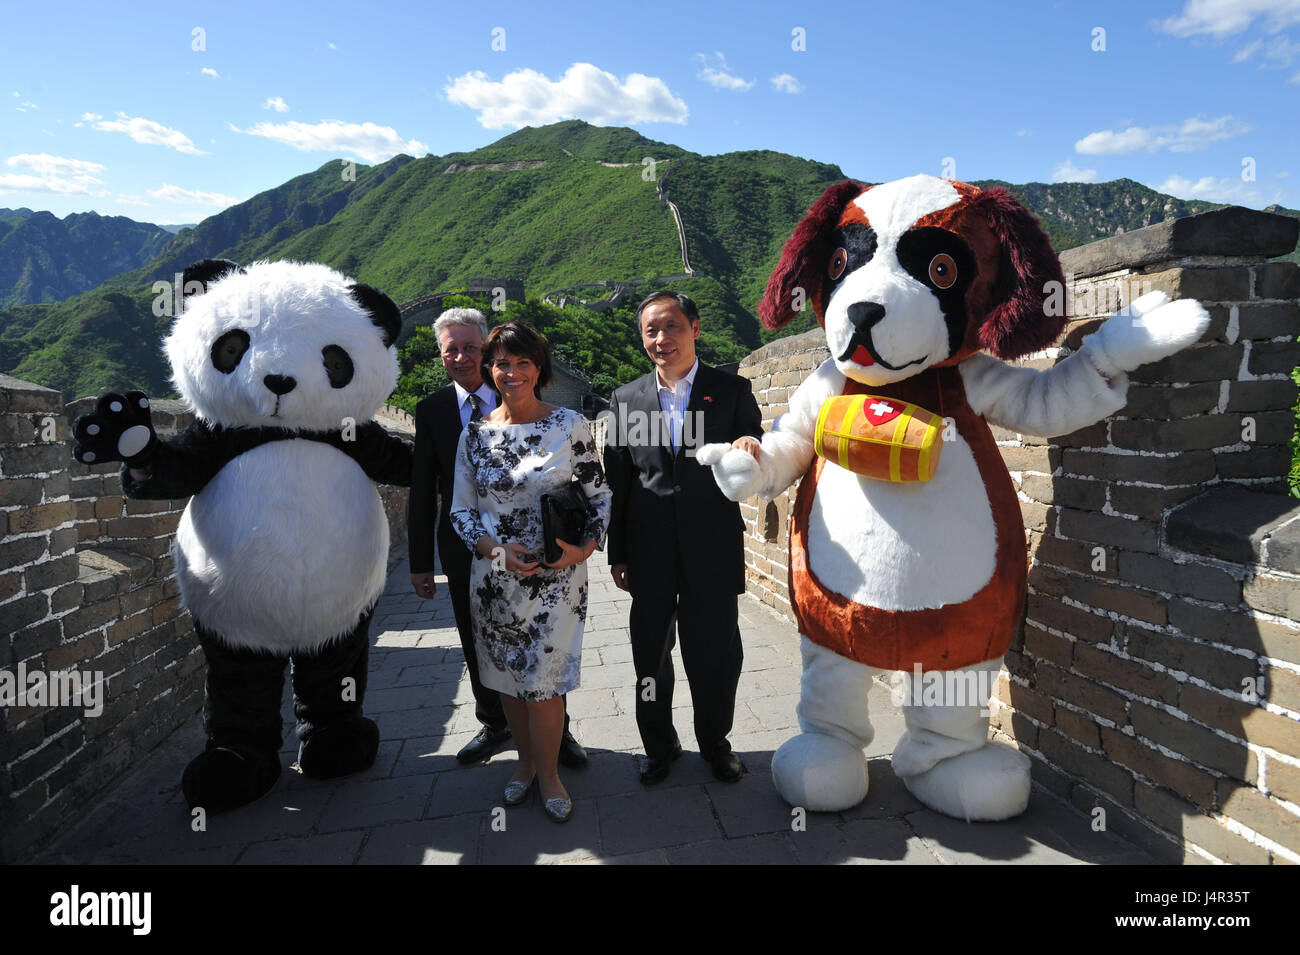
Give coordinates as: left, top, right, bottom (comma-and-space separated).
970, 188, 1066, 359
760, 179, 865, 330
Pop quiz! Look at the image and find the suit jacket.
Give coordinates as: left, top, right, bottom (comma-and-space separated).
408, 385, 475, 582
606, 361, 762, 597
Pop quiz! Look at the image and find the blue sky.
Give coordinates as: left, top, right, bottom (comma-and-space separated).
2, 0, 1298, 224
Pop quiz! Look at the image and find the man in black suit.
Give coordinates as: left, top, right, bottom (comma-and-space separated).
408, 307, 586, 767
605, 291, 763, 783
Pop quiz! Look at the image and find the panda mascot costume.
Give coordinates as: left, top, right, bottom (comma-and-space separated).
72, 258, 413, 813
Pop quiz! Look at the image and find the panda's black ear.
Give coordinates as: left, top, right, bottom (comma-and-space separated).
182, 259, 244, 300
348, 283, 402, 348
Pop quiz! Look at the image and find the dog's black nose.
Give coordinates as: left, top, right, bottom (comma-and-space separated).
847, 301, 886, 333
263, 374, 296, 396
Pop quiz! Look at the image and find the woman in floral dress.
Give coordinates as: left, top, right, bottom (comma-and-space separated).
451, 322, 611, 822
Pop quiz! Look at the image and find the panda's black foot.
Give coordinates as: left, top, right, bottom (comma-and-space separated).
297, 716, 380, 779
72, 390, 157, 467
182, 746, 281, 814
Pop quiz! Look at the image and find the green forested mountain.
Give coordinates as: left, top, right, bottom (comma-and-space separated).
481, 121, 686, 162
0, 209, 173, 307
131, 154, 416, 287
970, 178, 1224, 251
664, 150, 846, 344
2, 119, 1295, 401
260, 149, 683, 302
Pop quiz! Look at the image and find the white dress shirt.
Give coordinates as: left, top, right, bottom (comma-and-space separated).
453, 380, 497, 428
655, 358, 698, 453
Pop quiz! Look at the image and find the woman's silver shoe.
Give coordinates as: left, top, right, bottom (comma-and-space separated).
503, 777, 535, 806
543, 794, 573, 823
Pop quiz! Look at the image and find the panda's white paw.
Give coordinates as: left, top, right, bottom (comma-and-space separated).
771, 731, 869, 811
897, 741, 1030, 822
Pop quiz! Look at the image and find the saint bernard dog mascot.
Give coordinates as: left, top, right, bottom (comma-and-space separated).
699, 175, 1209, 820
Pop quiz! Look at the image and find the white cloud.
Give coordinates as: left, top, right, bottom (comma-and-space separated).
0, 172, 97, 194
695, 53, 754, 92
6, 153, 104, 177
1075, 115, 1250, 154
230, 118, 426, 162
1234, 37, 1264, 59
770, 73, 804, 94
1052, 160, 1099, 182
15, 100, 37, 112
114, 194, 148, 206
0, 153, 107, 195
1156, 0, 1300, 38
327, 42, 336, 50
263, 96, 289, 113
201, 67, 219, 78
147, 183, 242, 206
1155, 172, 1279, 205
84, 111, 207, 155
1165, 174, 1218, 195
1233, 32, 1300, 65
444, 62, 689, 129
1016, 128, 1032, 138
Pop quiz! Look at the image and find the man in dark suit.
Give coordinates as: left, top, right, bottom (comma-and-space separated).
605, 291, 763, 783
408, 308, 586, 767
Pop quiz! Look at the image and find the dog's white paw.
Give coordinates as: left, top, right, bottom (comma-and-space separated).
698, 442, 762, 501
898, 741, 1030, 822
695, 442, 729, 466
772, 731, 870, 811
1084, 290, 1211, 375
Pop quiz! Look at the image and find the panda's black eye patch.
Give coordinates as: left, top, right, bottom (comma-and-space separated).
210, 329, 250, 374
322, 345, 354, 388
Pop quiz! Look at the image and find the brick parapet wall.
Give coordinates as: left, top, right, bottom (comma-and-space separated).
736, 332, 829, 615
0, 386, 414, 863
737, 206, 1300, 863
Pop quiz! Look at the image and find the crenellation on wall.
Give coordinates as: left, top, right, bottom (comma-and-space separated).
1007, 216, 1300, 861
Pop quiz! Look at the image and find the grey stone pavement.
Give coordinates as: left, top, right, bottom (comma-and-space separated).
36, 553, 1152, 865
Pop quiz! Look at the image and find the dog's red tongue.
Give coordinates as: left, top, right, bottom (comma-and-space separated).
851, 345, 875, 367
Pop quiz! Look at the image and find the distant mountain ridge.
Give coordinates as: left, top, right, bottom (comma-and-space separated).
0, 208, 174, 307
1, 119, 1295, 400
970, 178, 1226, 251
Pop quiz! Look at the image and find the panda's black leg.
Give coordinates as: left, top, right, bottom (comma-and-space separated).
292, 604, 380, 778
182, 621, 286, 813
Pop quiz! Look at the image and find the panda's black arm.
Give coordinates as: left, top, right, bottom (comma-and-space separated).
119, 419, 232, 500
335, 421, 414, 487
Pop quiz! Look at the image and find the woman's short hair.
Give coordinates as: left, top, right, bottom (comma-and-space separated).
432, 307, 489, 342
481, 321, 553, 398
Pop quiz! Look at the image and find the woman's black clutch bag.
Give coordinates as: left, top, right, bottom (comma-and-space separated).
541, 481, 589, 565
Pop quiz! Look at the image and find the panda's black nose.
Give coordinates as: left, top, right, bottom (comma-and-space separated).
263, 374, 297, 396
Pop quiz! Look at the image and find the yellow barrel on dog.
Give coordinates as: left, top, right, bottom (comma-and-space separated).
814, 394, 943, 482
